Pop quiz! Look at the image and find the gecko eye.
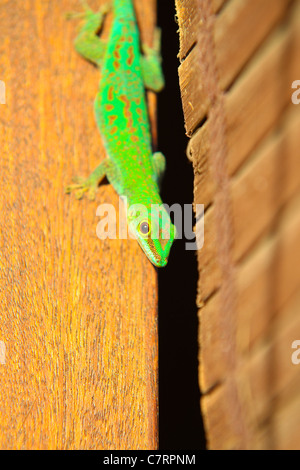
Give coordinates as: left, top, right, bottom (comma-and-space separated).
139, 220, 150, 236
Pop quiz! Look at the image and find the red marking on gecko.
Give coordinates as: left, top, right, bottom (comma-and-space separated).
126, 45, 134, 66
108, 115, 117, 126
105, 104, 114, 111
136, 107, 144, 124
119, 94, 133, 129
110, 126, 118, 135
108, 86, 114, 101
113, 49, 121, 60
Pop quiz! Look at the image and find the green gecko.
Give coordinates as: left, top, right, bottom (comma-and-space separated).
66, 0, 176, 267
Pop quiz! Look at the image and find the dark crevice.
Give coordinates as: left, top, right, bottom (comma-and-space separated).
200, 287, 219, 308
157, 1, 206, 451
202, 380, 222, 397
179, 40, 197, 63
220, 0, 294, 95
187, 115, 208, 143
215, 0, 229, 15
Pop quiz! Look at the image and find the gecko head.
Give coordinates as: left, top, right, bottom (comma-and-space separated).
127, 203, 177, 268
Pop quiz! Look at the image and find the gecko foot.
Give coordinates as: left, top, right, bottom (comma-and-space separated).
142, 28, 162, 58
65, 176, 97, 201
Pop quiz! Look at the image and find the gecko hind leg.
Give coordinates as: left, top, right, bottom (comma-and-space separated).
67, 1, 111, 66
65, 158, 113, 200
141, 28, 165, 92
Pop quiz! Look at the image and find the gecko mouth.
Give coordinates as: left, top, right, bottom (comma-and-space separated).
146, 239, 163, 266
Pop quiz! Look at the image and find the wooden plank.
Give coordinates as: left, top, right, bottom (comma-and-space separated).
199, 192, 300, 392
224, 24, 300, 176
176, 0, 227, 62
196, 207, 222, 303
232, 107, 300, 261
202, 289, 300, 449
213, 0, 227, 13
188, 17, 300, 206
176, 0, 201, 61
215, 0, 293, 89
201, 376, 252, 449
178, 45, 210, 135
178, 0, 293, 135
176, 0, 300, 452
246, 292, 300, 424
236, 193, 300, 353
256, 388, 300, 449
0, 0, 158, 450
197, 106, 300, 301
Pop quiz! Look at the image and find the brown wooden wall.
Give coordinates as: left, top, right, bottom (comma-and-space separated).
176, 0, 300, 449
0, 0, 159, 449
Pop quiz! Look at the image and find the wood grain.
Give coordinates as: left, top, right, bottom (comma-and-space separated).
202, 283, 300, 449
200, 191, 300, 392
176, 0, 228, 61
0, 0, 158, 450
197, 106, 300, 303
187, 7, 300, 195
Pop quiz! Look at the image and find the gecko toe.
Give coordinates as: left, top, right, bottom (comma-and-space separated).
87, 187, 97, 200
74, 188, 86, 199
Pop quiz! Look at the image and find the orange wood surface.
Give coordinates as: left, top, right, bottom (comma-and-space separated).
0, 0, 158, 449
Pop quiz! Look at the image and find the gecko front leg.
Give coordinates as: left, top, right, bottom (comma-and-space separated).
65, 158, 114, 200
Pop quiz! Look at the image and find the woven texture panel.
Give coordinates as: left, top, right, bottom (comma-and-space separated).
176, 0, 300, 450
